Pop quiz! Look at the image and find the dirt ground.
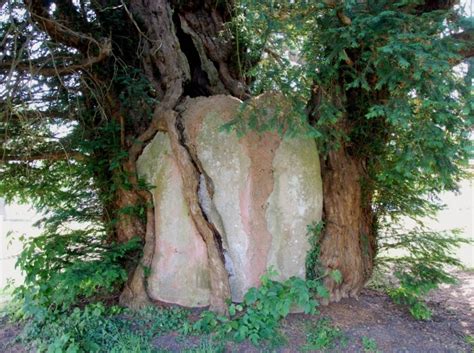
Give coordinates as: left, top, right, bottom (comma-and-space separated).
1, 270, 473, 352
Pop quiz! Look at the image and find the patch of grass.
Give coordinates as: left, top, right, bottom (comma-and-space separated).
128, 305, 191, 336
361, 336, 380, 353
183, 338, 226, 353
303, 317, 346, 351
465, 335, 474, 350
109, 333, 152, 353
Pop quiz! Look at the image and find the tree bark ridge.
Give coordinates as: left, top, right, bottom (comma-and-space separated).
319, 144, 376, 302
165, 110, 231, 315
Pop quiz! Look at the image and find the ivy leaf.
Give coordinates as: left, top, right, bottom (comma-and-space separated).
330, 270, 343, 284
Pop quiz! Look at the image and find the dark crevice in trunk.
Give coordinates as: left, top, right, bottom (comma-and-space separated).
164, 109, 231, 314
172, 12, 212, 98
174, 111, 227, 265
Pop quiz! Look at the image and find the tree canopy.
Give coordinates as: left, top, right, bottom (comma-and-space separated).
0, 0, 472, 317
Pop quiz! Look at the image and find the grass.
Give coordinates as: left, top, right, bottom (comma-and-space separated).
303, 317, 347, 351
182, 338, 226, 353
361, 336, 380, 353
465, 335, 474, 350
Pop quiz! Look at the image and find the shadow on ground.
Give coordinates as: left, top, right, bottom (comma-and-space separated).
1, 271, 472, 352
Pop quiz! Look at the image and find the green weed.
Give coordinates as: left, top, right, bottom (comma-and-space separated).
194, 269, 331, 345
361, 336, 380, 353
303, 317, 346, 351
183, 338, 226, 353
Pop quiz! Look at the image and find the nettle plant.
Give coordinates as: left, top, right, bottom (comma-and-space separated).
193, 269, 340, 345
193, 223, 341, 346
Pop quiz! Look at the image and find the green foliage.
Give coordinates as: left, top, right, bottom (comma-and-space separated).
233, 0, 472, 220
303, 317, 346, 351
376, 224, 471, 320
305, 221, 325, 281
22, 303, 122, 353
194, 269, 328, 345
361, 336, 380, 353
19, 303, 191, 353
465, 335, 474, 350
13, 230, 141, 317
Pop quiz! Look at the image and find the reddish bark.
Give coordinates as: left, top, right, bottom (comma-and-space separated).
319, 144, 376, 302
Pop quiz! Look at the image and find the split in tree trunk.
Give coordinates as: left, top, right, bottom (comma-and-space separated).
165, 110, 231, 315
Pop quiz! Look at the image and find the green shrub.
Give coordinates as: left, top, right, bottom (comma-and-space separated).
20, 303, 192, 352
194, 269, 334, 345
12, 229, 141, 319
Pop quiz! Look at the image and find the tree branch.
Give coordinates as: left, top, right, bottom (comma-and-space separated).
0, 39, 112, 76
24, 0, 103, 54
451, 30, 474, 60
0, 108, 78, 123
0, 150, 85, 163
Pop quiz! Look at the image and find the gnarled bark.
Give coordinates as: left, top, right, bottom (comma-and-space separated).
165, 110, 231, 315
319, 145, 377, 302
117, 0, 241, 314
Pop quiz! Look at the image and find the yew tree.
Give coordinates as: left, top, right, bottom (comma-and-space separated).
0, 0, 472, 315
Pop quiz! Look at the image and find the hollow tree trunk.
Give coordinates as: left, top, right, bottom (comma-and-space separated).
319, 144, 377, 302
113, 0, 379, 308
115, 0, 245, 314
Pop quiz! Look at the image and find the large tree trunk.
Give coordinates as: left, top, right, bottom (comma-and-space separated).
25, 0, 379, 312
113, 0, 246, 314
117, 0, 379, 308
319, 144, 377, 302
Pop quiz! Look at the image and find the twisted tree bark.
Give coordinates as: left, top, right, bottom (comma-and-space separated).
117, 0, 245, 313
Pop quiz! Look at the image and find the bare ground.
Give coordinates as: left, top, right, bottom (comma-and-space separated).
1, 270, 472, 352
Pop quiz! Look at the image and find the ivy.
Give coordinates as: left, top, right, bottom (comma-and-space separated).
305, 221, 325, 281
